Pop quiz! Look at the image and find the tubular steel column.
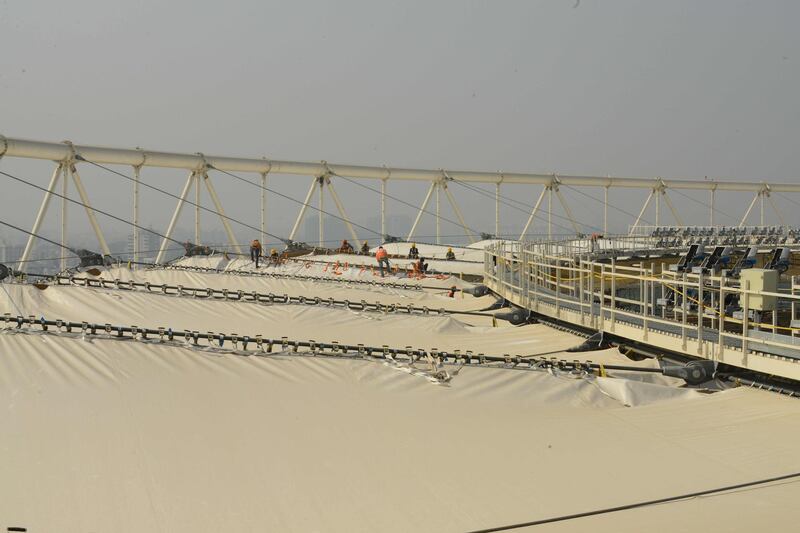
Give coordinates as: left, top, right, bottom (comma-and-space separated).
155, 171, 195, 264
435, 182, 441, 245
443, 183, 476, 244
288, 177, 318, 242
603, 185, 609, 234
60, 163, 68, 271
326, 177, 361, 247
70, 165, 111, 256
20, 163, 63, 266
203, 173, 242, 254
380, 178, 387, 240
519, 186, 547, 240
547, 186, 553, 239
495, 182, 500, 237
260, 172, 267, 245
194, 172, 201, 244
710, 188, 715, 226
318, 176, 324, 248
133, 165, 141, 266
407, 181, 436, 242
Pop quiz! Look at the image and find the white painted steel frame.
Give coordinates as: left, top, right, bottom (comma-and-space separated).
4, 136, 800, 192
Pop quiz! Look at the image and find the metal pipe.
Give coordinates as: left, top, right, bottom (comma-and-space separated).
133, 165, 140, 267
203, 173, 242, 254
519, 186, 547, 240
60, 163, 68, 271
155, 171, 195, 264
70, 165, 111, 256
326, 177, 361, 247
19, 163, 62, 265
288, 177, 317, 242
407, 181, 436, 241
3, 136, 799, 191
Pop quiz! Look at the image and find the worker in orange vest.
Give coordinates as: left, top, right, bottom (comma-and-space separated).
375, 246, 390, 277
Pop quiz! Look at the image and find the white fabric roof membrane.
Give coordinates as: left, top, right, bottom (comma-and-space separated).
2, 264, 799, 532
291, 253, 486, 277
372, 241, 487, 262
172, 255, 482, 286
1, 329, 799, 532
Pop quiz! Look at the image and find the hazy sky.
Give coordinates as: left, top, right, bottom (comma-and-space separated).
1, 0, 798, 250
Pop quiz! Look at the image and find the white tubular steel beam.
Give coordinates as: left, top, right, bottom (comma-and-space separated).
194, 172, 201, 244
495, 182, 500, 237
435, 184, 441, 244
326, 177, 361, 248
260, 172, 267, 244
710, 189, 715, 226
61, 164, 68, 271
443, 183, 477, 243
739, 192, 760, 227
380, 179, 387, 239
767, 194, 786, 227
155, 171, 195, 264
407, 181, 436, 241
554, 187, 581, 235
133, 165, 141, 266
318, 178, 324, 248
70, 165, 111, 256
661, 190, 685, 226
19, 163, 62, 265
203, 173, 242, 254
630, 189, 655, 234
519, 186, 547, 240
288, 177, 318, 242
3, 136, 800, 192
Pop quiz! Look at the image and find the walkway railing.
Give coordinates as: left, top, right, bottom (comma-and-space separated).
484, 239, 800, 381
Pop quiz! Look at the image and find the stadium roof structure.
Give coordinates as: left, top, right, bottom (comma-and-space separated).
2, 253, 800, 533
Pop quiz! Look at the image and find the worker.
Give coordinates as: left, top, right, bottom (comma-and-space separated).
250, 239, 262, 268
447, 285, 457, 298
360, 241, 370, 255
269, 248, 279, 264
408, 243, 419, 259
375, 246, 390, 277
340, 239, 354, 254
416, 256, 428, 274
445, 247, 456, 261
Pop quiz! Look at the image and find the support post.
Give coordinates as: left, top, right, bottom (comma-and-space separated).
70, 165, 111, 256
194, 172, 201, 244
20, 163, 63, 266
133, 165, 141, 266
495, 182, 500, 237
288, 177, 318, 242
260, 172, 267, 244
435, 182, 441, 244
519, 186, 547, 240
318, 176, 324, 248
603, 185, 609, 234
630, 189, 654, 234
554, 187, 580, 236
407, 181, 436, 241
155, 171, 195, 264
61, 163, 68, 271
766, 193, 787, 227
380, 178, 387, 240
739, 192, 760, 227
547, 186, 552, 239
710, 188, 715, 226
326, 177, 361, 248
443, 182, 477, 244
661, 190, 684, 226
203, 173, 242, 254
